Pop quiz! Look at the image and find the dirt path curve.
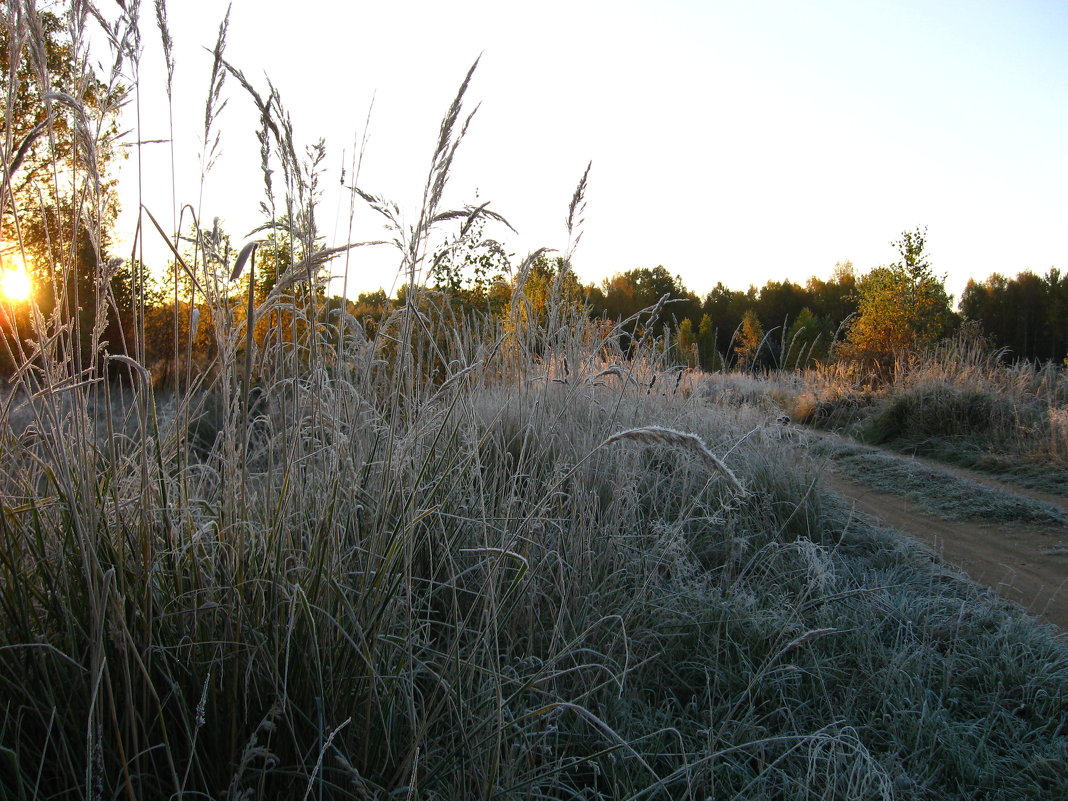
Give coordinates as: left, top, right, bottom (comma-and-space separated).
819, 444, 1068, 631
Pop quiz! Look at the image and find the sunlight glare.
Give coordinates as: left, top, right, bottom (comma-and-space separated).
0, 264, 32, 302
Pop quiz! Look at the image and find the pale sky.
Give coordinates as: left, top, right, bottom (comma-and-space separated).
111, 0, 1068, 304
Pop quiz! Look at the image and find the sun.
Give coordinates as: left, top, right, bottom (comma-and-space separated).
0, 264, 32, 302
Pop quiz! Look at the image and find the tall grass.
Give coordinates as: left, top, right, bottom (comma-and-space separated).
876, 334, 1068, 454
755, 328, 1068, 491
843, 335, 1068, 493
2, 3, 1068, 799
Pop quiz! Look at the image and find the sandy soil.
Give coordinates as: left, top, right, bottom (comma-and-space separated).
823, 459, 1068, 631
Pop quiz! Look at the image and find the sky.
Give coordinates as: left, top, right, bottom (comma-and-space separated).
109, 0, 1068, 304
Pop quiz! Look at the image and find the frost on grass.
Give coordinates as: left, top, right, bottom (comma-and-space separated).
602, 425, 749, 497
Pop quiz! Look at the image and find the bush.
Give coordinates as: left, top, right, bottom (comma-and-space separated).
861, 383, 1043, 447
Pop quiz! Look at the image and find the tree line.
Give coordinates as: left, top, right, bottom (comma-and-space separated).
412, 224, 1066, 374
960, 269, 1068, 363
2, 6, 1064, 384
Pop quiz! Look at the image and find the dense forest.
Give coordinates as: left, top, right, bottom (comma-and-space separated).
3, 220, 1067, 380
586, 258, 1068, 370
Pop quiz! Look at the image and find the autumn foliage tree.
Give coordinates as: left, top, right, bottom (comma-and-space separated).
594, 267, 695, 331
1, 4, 129, 374
842, 227, 955, 373
733, 309, 764, 371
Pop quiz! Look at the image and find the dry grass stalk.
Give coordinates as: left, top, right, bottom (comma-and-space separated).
602, 425, 748, 495
593, 365, 627, 380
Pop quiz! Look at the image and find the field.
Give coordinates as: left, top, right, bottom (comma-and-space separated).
3, 4, 1068, 799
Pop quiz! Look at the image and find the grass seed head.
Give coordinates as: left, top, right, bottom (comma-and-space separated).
602, 425, 748, 496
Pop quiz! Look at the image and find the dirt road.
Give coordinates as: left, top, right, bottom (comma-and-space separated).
824, 463, 1068, 630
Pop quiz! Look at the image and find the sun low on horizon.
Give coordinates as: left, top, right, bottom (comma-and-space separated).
0, 260, 32, 303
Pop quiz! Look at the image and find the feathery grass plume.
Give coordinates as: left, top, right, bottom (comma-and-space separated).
431, 199, 514, 236
269, 240, 385, 295
217, 64, 295, 268
86, 0, 140, 74
265, 76, 303, 201
602, 425, 748, 496
3, 120, 46, 188
154, 0, 174, 95
511, 246, 553, 297
564, 159, 591, 261
335, 94, 375, 367
44, 90, 98, 189
203, 5, 231, 176
428, 200, 515, 284
423, 56, 481, 228
593, 365, 628, 381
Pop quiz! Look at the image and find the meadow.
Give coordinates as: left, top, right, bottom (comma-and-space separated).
2, 4, 1068, 799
